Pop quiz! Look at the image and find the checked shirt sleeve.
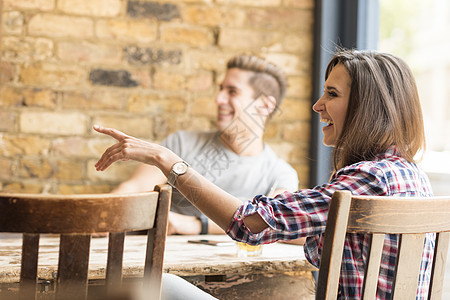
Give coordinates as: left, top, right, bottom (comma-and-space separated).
226, 162, 389, 246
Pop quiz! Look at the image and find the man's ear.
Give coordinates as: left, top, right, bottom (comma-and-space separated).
257, 95, 276, 117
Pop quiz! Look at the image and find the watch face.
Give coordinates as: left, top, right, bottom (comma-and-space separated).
173, 161, 189, 174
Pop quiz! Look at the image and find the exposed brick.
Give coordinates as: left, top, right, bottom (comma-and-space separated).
288, 142, 310, 163
218, 28, 283, 50
86, 159, 140, 183
215, 0, 281, 6
0, 62, 15, 84
246, 8, 313, 31
281, 122, 311, 142
24, 88, 57, 108
20, 63, 85, 87
186, 71, 214, 92
2, 37, 53, 62
28, 14, 94, 38
127, 1, 181, 21
282, 31, 313, 54
95, 19, 157, 43
183, 5, 246, 27
271, 98, 311, 122
0, 158, 13, 180
19, 158, 54, 179
58, 0, 121, 17
283, 0, 314, 9
1, 182, 45, 193
61, 90, 126, 111
0, 111, 16, 132
263, 122, 279, 140
292, 162, 309, 189
129, 69, 152, 88
2, 11, 24, 35
287, 75, 313, 99
264, 53, 307, 75
57, 41, 121, 64
0, 86, 23, 106
161, 25, 214, 47
1, 0, 315, 192
176, 0, 213, 2
269, 141, 307, 164
89, 69, 139, 88
153, 70, 185, 91
189, 96, 216, 118
124, 46, 182, 66
52, 137, 113, 158
0, 134, 51, 156
57, 184, 112, 195
187, 50, 228, 71
54, 159, 84, 180
127, 94, 187, 114
93, 115, 153, 138
3, 0, 54, 10
0, 87, 55, 108
20, 112, 88, 135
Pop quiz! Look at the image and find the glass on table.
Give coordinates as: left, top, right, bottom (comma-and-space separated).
235, 181, 277, 258
236, 241, 262, 257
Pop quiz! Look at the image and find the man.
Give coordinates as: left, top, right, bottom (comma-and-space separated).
113, 54, 299, 235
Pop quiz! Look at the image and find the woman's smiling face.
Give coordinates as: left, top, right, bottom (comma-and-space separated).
312, 63, 351, 147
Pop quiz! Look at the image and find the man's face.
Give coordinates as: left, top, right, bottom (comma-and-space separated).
215, 68, 261, 134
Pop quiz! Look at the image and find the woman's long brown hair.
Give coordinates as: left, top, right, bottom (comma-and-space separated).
327, 50, 425, 170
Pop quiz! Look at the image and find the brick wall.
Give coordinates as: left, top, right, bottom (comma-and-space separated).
0, 0, 314, 194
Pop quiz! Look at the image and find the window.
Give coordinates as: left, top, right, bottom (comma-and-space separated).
379, 0, 450, 196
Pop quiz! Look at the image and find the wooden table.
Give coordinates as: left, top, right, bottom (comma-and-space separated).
0, 234, 316, 299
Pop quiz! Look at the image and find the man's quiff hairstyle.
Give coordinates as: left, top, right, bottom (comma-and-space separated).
226, 54, 288, 116
327, 49, 426, 170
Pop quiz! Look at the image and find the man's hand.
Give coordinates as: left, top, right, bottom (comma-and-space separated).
167, 212, 202, 235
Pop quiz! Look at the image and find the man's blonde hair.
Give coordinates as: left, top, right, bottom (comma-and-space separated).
227, 54, 288, 117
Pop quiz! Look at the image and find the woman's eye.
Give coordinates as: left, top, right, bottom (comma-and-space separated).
328, 91, 337, 97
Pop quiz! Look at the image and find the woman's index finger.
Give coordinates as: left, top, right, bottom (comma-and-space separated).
93, 125, 128, 141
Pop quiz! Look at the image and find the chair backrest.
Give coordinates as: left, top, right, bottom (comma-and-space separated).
0, 184, 171, 300
316, 190, 450, 300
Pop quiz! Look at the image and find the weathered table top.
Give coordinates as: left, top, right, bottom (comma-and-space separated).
0, 234, 316, 283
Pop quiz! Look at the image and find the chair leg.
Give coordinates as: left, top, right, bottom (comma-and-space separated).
19, 233, 40, 300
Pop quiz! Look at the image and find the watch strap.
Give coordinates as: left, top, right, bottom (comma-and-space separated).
198, 215, 208, 235
167, 171, 177, 187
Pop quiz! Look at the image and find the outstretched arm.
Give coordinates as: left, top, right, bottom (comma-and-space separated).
93, 125, 268, 233
113, 164, 167, 194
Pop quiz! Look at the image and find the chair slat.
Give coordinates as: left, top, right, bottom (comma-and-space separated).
19, 233, 39, 300
429, 231, 450, 299
106, 232, 125, 290
361, 233, 384, 299
56, 234, 91, 300
316, 191, 352, 300
392, 233, 425, 300
143, 185, 171, 299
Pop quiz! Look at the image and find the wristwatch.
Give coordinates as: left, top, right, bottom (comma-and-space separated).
167, 161, 190, 187
198, 215, 208, 235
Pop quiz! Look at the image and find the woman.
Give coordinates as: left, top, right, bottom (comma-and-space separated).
94, 49, 434, 299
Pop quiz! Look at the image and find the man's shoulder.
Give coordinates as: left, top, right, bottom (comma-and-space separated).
165, 130, 216, 144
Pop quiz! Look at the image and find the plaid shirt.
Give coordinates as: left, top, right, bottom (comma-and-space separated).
227, 147, 434, 299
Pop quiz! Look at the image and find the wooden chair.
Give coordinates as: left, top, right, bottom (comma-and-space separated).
0, 184, 171, 300
317, 190, 450, 300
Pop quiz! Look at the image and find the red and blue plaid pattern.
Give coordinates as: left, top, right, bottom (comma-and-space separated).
227, 147, 434, 299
